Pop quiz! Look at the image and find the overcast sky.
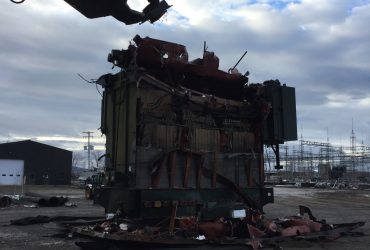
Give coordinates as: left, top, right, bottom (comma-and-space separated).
1, 0, 370, 152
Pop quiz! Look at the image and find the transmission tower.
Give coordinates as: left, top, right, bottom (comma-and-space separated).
350, 119, 356, 179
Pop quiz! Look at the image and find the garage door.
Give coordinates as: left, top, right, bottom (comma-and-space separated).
0, 160, 24, 185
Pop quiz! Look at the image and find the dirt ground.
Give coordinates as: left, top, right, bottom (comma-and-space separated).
264, 187, 370, 250
1, 186, 369, 250
0, 185, 104, 250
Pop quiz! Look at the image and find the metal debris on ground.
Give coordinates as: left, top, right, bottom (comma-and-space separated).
0, 195, 12, 208
6, 193, 70, 207
66, 206, 364, 249
64, 201, 77, 207
23, 204, 38, 208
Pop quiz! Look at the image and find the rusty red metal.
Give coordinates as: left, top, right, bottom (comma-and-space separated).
66, 206, 365, 249
110, 35, 249, 100
198, 221, 228, 240
281, 225, 311, 237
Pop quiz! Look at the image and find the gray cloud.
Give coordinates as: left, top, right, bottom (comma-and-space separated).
1, 0, 370, 150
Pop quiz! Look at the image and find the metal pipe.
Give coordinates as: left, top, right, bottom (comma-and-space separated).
229, 51, 248, 72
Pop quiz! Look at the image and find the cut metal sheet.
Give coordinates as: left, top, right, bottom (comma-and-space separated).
68, 206, 365, 249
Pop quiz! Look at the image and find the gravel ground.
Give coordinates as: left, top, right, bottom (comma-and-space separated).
0, 185, 104, 250
0, 185, 369, 250
263, 187, 370, 250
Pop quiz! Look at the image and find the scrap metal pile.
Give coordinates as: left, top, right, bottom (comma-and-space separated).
65, 36, 364, 249
93, 34, 277, 218
106, 34, 251, 100
0, 193, 69, 208
67, 206, 364, 249
7, 1, 366, 249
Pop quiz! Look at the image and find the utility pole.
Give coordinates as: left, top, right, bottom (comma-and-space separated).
83, 131, 94, 170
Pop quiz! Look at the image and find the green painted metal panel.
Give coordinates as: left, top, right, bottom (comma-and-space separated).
263, 83, 297, 144
94, 187, 274, 217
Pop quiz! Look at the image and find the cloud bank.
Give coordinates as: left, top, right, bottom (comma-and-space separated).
0, 0, 369, 151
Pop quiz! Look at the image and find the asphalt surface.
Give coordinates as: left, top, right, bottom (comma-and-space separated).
0, 185, 369, 250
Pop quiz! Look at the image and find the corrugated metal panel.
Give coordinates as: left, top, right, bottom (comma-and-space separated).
263, 84, 297, 143
191, 128, 219, 152
183, 153, 197, 188
140, 88, 172, 115
281, 87, 298, 141
198, 153, 212, 188
250, 159, 261, 186
151, 125, 179, 150
232, 132, 254, 152
135, 147, 163, 188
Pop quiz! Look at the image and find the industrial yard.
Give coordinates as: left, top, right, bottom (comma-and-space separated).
0, 185, 104, 250
1, 185, 369, 250
2, 1, 370, 250
264, 135, 370, 184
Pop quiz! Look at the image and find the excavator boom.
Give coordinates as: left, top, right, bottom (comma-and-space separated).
11, 0, 171, 25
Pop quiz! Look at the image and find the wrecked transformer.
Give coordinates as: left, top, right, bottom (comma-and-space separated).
94, 35, 297, 220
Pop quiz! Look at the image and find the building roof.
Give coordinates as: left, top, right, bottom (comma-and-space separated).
0, 140, 71, 153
